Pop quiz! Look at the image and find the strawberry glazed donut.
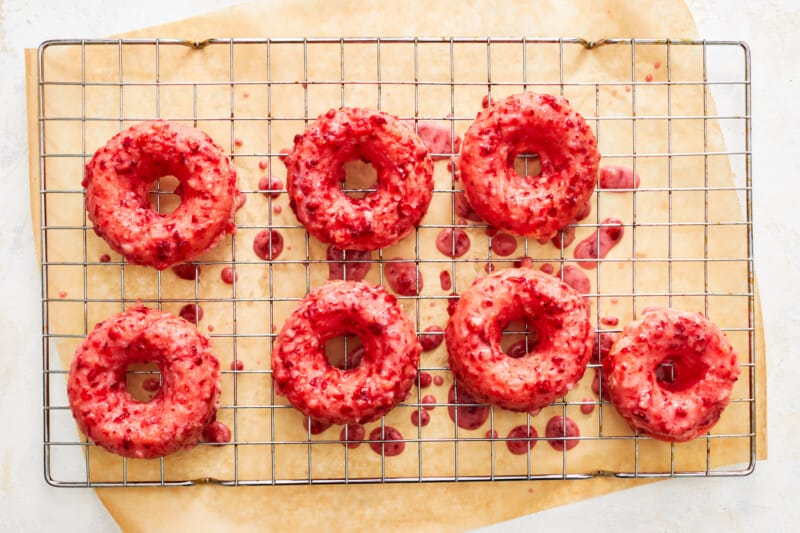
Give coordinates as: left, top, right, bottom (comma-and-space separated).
285, 108, 434, 250
458, 92, 600, 240
273, 281, 421, 425
602, 308, 740, 442
67, 307, 221, 459
445, 268, 594, 412
84, 120, 238, 269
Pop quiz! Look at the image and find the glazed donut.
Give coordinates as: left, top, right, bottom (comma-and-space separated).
602, 308, 740, 442
84, 120, 238, 270
458, 92, 600, 240
67, 307, 221, 459
273, 281, 421, 425
445, 268, 593, 412
285, 108, 434, 250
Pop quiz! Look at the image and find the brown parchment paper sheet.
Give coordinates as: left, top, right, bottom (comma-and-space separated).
25, 1, 766, 531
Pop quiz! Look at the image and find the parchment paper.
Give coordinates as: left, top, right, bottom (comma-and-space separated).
25, 0, 766, 531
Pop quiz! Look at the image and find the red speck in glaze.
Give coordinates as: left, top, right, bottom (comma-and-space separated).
545, 415, 580, 451
600, 315, 619, 326
485, 429, 498, 439
439, 270, 452, 291
230, 360, 244, 371
253, 229, 284, 260
273, 204, 282, 214
340, 424, 366, 448
573, 218, 625, 269
172, 263, 200, 281
436, 228, 471, 258
418, 371, 433, 388
447, 385, 490, 430
580, 398, 595, 414
411, 409, 431, 427
385, 259, 422, 296
207, 324, 215, 332
433, 375, 444, 386
142, 377, 161, 392
645, 74, 654, 82
99, 254, 111, 263
422, 394, 437, 410
58, 291, 68, 298
179, 303, 204, 324
203, 421, 232, 445
506, 425, 538, 455
234, 138, 244, 147
491, 232, 517, 257
368, 426, 405, 456
599, 166, 641, 190
419, 325, 444, 352
258, 160, 269, 170
539, 263, 554, 275
220, 267, 237, 284
558, 264, 591, 295
303, 417, 333, 435
258, 176, 283, 199
326, 246, 372, 282
654, 60, 662, 69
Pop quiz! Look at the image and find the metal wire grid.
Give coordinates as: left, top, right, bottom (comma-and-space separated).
37, 37, 755, 487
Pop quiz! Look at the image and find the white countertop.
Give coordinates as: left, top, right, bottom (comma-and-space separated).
1, 1, 797, 531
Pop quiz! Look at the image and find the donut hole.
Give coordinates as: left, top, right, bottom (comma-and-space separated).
342, 159, 378, 199
499, 319, 541, 358
324, 334, 365, 370
148, 175, 182, 214
655, 354, 709, 393
511, 151, 542, 180
125, 362, 162, 402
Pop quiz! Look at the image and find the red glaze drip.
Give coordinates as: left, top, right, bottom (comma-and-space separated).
447, 385, 490, 430
258, 176, 283, 199
203, 420, 232, 445
485, 226, 498, 237
99, 254, 111, 263
411, 409, 431, 427
303, 417, 333, 435
654, 60, 662, 69
439, 270, 453, 291
172, 263, 200, 281
230, 360, 245, 371
454, 191, 483, 222
258, 160, 269, 170
436, 228, 471, 258
58, 291, 68, 298
220, 267, 237, 284
418, 371, 433, 388
253, 229, 284, 260
446, 293, 459, 316
485, 429, 498, 439
545, 415, 580, 451
235, 192, 247, 211
539, 263, 554, 275
142, 377, 161, 392
332, 344, 365, 370
592, 332, 617, 364
599, 166, 641, 190
419, 325, 444, 352
273, 204, 283, 214
580, 398, 595, 414
504, 333, 539, 358
326, 246, 372, 282
551, 225, 576, 248
507, 425, 538, 455
422, 394, 437, 410
178, 303, 204, 324
368, 426, 405, 456
491, 232, 518, 256
484, 262, 495, 274
234, 138, 244, 147
402, 120, 460, 160
600, 315, 619, 326
385, 259, 422, 296
573, 218, 624, 269
513, 256, 535, 269
645, 73, 654, 82
340, 424, 366, 448
433, 375, 444, 386
558, 264, 591, 295
481, 95, 492, 108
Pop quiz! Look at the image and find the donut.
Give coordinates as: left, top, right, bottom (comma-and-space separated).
84, 120, 238, 270
602, 308, 740, 442
445, 268, 594, 412
458, 92, 600, 240
67, 307, 221, 459
285, 108, 434, 250
273, 281, 421, 425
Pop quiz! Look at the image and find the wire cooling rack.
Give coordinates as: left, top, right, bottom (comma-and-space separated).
37, 37, 755, 487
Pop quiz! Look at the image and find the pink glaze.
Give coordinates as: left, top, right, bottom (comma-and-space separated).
447, 385, 490, 430
491, 232, 518, 257
599, 166, 641, 190
580, 398, 595, 414
326, 245, 372, 282
422, 394, 437, 410
220, 267, 237, 284
253, 229, 284, 260
411, 409, 431, 427
178, 303, 204, 324
172, 263, 200, 281
439, 270, 453, 291
419, 325, 444, 352
545, 415, 580, 451
507, 425, 538, 455
368, 426, 405, 456
385, 259, 422, 296
258, 176, 283, 199
340, 424, 366, 448
436, 228, 471, 258
418, 371, 433, 388
203, 421, 232, 445
573, 218, 624, 269
303, 417, 333, 435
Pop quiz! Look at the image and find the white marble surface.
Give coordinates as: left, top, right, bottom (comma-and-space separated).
0, 0, 797, 531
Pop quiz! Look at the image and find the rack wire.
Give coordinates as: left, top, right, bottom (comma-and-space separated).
37, 37, 755, 487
